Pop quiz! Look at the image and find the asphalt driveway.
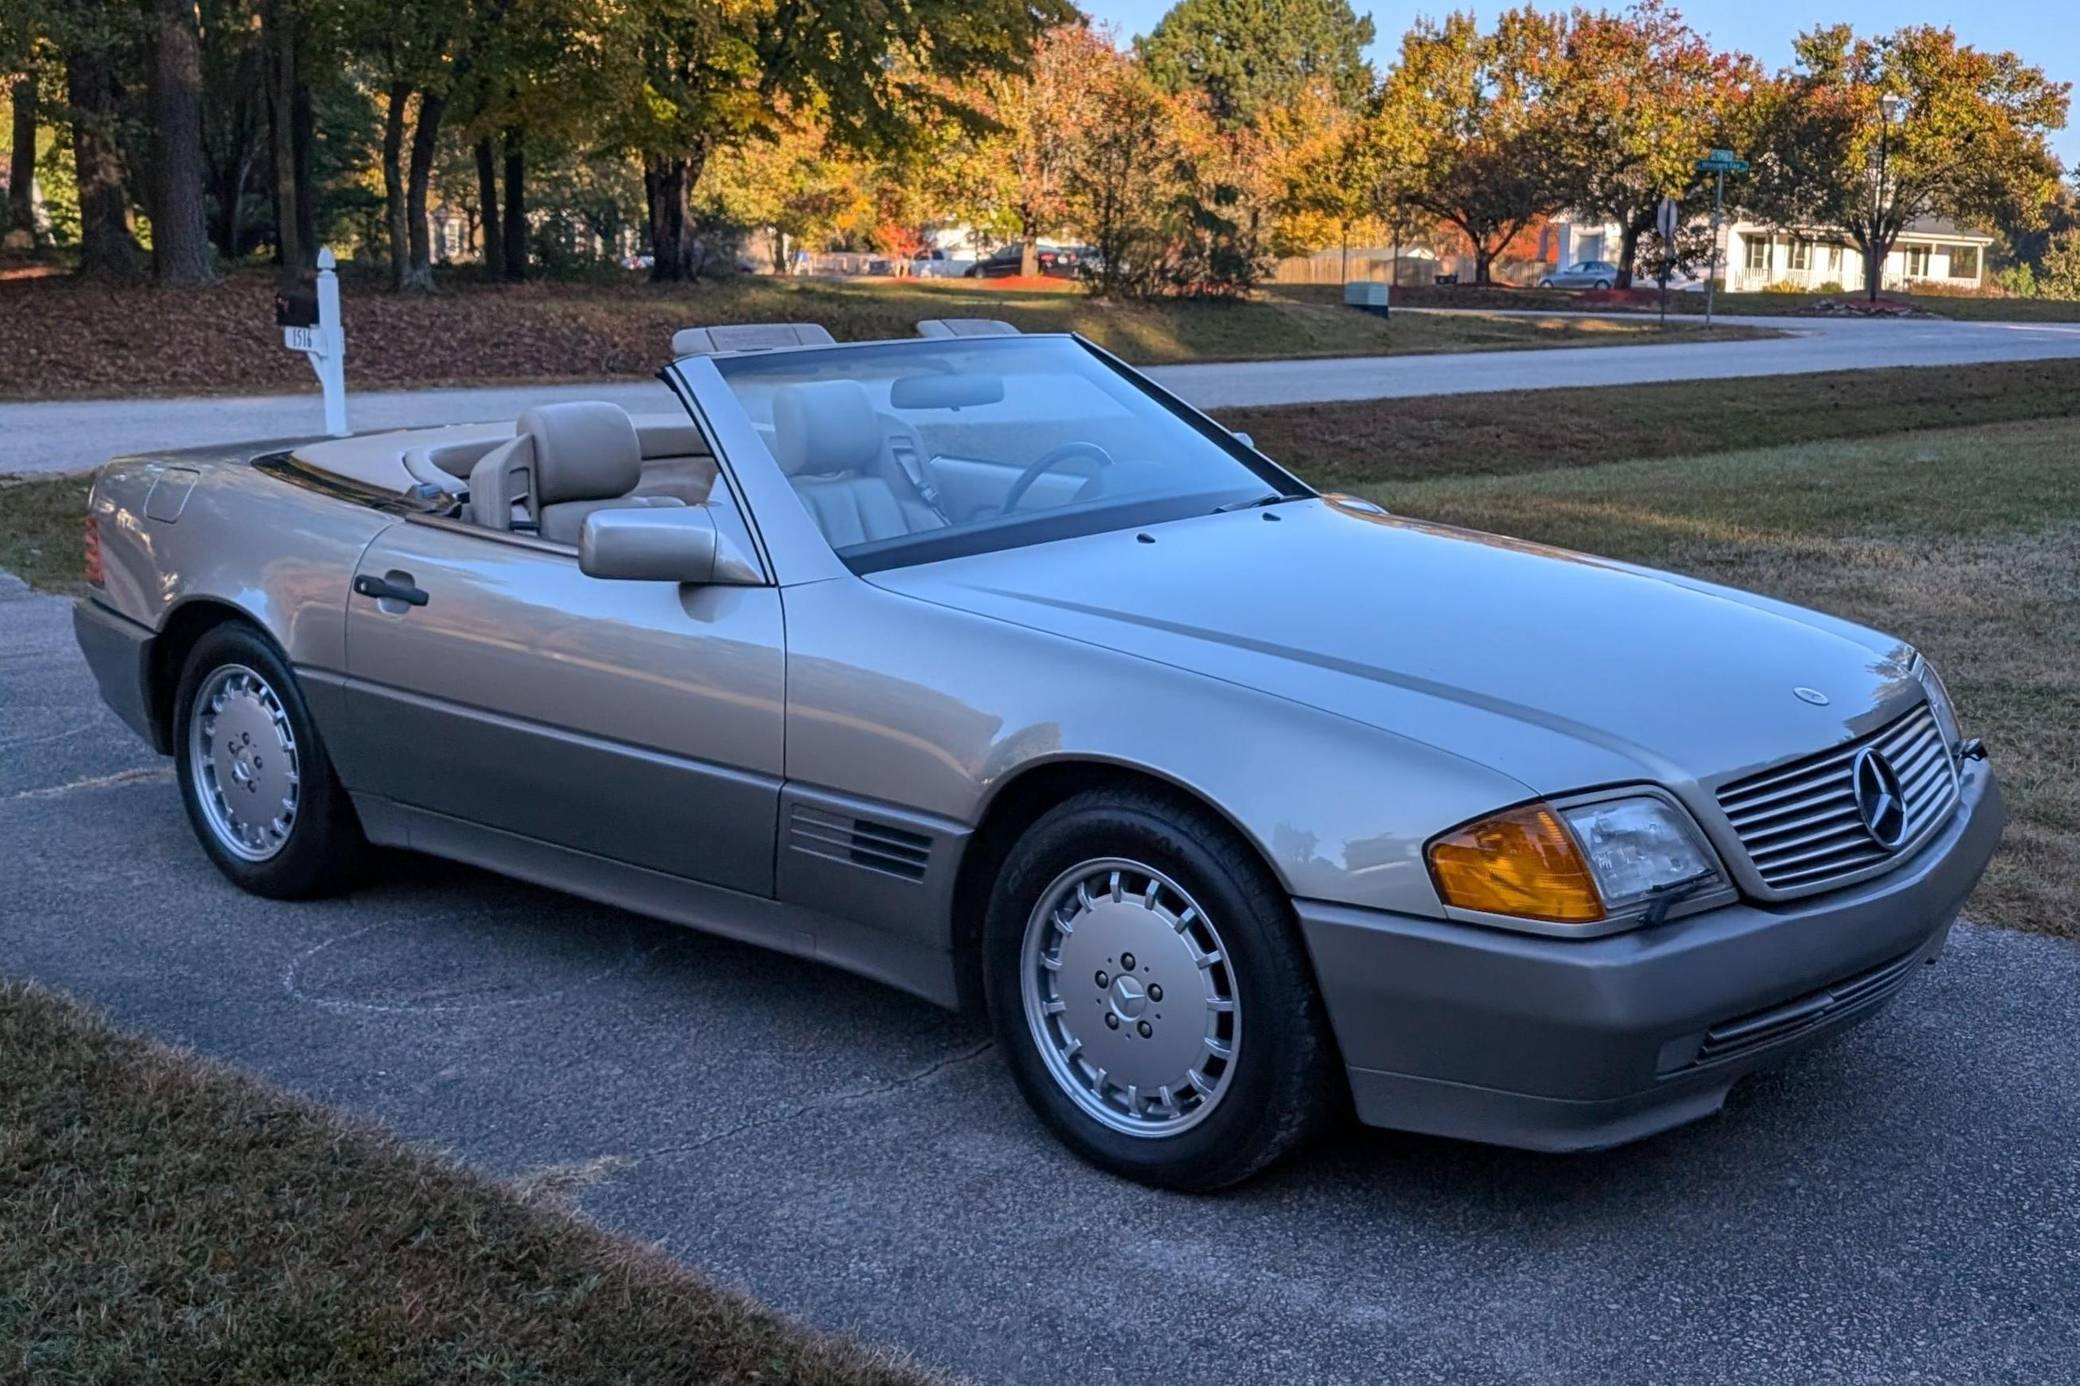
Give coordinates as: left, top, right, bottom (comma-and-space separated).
8, 312, 2080, 475
3, 570, 2076, 1384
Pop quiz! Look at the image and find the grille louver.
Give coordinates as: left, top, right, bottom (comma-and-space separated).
788, 805, 932, 882
1687, 949, 1922, 1069
1716, 705, 1958, 895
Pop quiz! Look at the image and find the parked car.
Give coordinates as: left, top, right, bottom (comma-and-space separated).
1540, 259, 1622, 289
75, 321, 2003, 1190
964, 243, 1082, 278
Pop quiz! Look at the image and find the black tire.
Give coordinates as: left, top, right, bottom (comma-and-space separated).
172, 622, 365, 899
1594, 279, 1612, 290
982, 786, 1341, 1191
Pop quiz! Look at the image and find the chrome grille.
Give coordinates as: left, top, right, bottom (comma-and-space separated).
1716, 705, 1958, 894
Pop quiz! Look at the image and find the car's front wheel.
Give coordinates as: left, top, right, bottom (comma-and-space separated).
983, 787, 1340, 1190
173, 622, 365, 899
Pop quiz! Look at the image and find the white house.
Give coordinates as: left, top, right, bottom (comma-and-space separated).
1551, 214, 1994, 293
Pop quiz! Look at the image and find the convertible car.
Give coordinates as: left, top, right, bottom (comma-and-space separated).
74, 319, 2004, 1190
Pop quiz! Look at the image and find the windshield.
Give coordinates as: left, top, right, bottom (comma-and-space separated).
710, 336, 1293, 570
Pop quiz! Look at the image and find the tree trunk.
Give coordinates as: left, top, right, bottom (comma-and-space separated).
1615, 220, 1644, 290
403, 90, 444, 290
1860, 231, 1883, 301
646, 152, 706, 283
381, 81, 410, 290
1473, 242, 1495, 286
474, 135, 502, 277
150, 0, 215, 283
264, 0, 304, 291
6, 68, 35, 248
500, 127, 525, 281
1019, 228, 1037, 279
66, 35, 141, 280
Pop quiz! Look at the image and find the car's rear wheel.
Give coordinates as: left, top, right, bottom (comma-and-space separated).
983, 787, 1339, 1190
173, 623, 365, 899
1594, 278, 1612, 290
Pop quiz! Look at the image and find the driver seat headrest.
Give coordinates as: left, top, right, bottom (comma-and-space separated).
521, 401, 643, 501
771, 380, 881, 476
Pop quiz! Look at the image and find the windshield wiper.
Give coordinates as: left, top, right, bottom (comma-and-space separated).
1214, 494, 1299, 514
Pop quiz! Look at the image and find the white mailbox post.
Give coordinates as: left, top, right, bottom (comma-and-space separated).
282, 247, 349, 436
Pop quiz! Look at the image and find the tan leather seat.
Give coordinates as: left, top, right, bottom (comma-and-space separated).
468, 403, 684, 543
771, 381, 945, 548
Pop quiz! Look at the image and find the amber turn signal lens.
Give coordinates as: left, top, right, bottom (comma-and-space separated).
1427, 804, 1605, 923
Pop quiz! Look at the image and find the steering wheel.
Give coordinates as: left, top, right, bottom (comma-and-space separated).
1001, 441, 1116, 514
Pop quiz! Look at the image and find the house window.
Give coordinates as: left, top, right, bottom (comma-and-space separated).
1904, 243, 1933, 278
1828, 244, 1843, 272
1743, 237, 1770, 272
1949, 245, 1980, 280
1787, 240, 1811, 271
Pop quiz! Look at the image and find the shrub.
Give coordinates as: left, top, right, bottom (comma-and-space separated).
1996, 263, 2039, 298
1814, 279, 1845, 294
1763, 279, 1809, 294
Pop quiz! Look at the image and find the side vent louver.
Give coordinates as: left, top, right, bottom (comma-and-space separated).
789, 805, 932, 882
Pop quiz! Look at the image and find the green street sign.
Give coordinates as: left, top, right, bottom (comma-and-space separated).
1695, 148, 1750, 174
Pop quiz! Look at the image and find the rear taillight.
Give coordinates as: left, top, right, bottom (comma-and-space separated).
84, 512, 104, 587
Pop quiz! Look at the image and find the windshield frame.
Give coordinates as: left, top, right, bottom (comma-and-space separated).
694, 333, 1313, 576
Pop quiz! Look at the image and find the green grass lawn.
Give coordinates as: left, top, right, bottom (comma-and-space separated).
1221, 356, 2080, 486
0, 269, 1766, 401
0, 979, 939, 1384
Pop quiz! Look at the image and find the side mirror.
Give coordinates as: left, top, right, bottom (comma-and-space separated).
1231, 430, 1256, 451
579, 507, 758, 584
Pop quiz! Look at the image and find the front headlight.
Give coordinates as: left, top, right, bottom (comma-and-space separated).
1916, 655, 1962, 749
1557, 797, 1719, 912
1428, 795, 1720, 927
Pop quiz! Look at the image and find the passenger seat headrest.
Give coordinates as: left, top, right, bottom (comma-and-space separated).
771, 380, 881, 476
518, 402, 642, 503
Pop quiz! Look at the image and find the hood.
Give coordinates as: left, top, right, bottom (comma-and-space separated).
867, 498, 1921, 795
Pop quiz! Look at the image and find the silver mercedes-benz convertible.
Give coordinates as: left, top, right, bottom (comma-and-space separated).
74, 319, 2004, 1189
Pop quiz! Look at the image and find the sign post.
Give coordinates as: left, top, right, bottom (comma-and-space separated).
278, 247, 348, 436
1692, 149, 1749, 328
1655, 195, 1678, 327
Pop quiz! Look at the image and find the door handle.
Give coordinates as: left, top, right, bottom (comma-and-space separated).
352, 573, 429, 607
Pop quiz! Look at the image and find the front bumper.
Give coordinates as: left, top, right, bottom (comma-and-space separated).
74, 597, 162, 751
1297, 758, 2005, 1152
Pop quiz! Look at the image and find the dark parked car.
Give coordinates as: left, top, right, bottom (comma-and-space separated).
965, 244, 1083, 279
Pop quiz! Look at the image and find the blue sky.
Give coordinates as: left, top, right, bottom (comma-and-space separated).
1076, 1, 2080, 168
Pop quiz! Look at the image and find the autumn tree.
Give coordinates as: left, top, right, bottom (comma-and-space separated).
55, 0, 144, 279
978, 22, 1113, 277
1138, 0, 1374, 130
1366, 8, 1578, 285
340, 0, 471, 289
1553, 1, 1759, 287
1066, 56, 1184, 296
602, 0, 1073, 283
1747, 25, 2068, 301
3, 6, 47, 251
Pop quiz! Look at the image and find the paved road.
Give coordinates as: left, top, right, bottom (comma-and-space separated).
3, 571, 2076, 1383
7, 313, 2080, 475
